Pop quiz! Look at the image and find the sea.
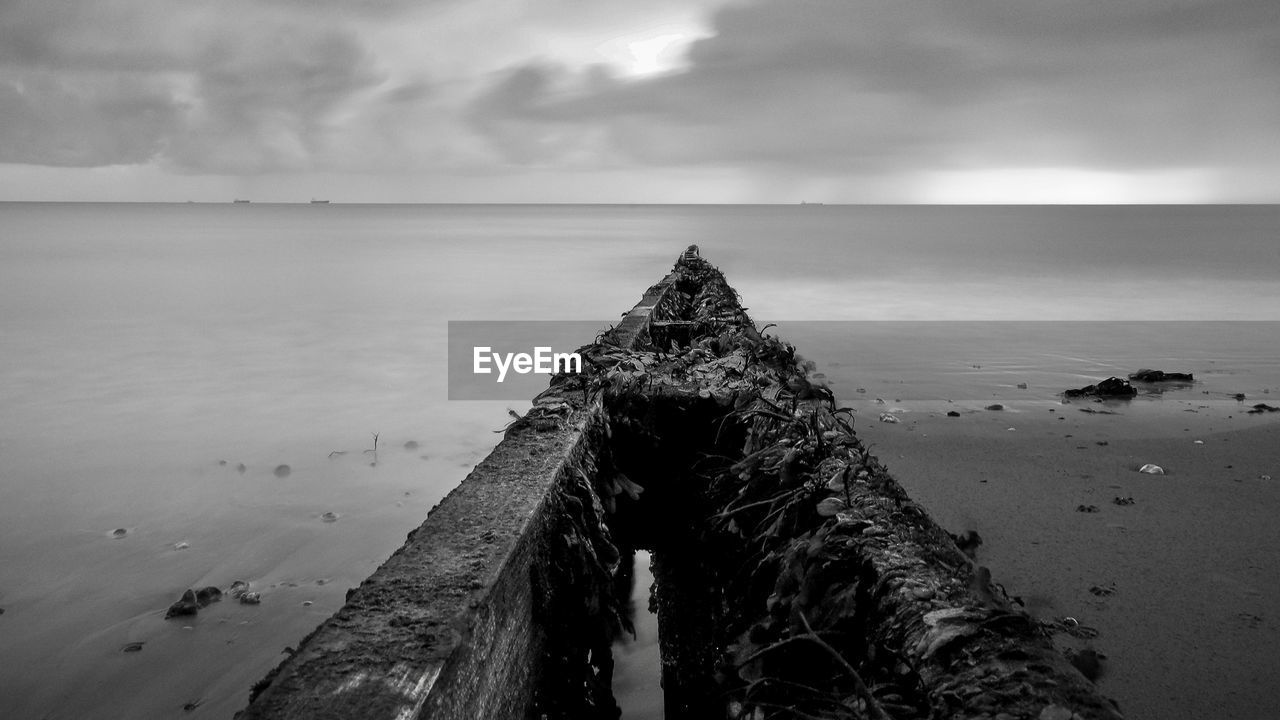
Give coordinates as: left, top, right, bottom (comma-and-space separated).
1, 202, 1277, 719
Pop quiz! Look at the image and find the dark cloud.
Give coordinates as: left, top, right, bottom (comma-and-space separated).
165, 26, 386, 173
0, 0, 389, 172
0, 72, 179, 165
467, 0, 1280, 175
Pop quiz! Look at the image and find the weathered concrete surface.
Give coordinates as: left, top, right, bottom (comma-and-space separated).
234, 269, 681, 720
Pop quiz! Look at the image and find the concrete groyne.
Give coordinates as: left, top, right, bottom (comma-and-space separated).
237, 248, 1123, 720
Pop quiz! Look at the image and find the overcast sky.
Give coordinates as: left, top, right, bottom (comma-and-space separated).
1, 0, 1277, 203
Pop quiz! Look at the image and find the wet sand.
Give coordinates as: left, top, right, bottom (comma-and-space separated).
855, 400, 1280, 720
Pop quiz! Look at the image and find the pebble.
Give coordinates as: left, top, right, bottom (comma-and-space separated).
985, 404, 1004, 411
121, 642, 145, 653
320, 512, 339, 523
301, 600, 313, 607
878, 413, 900, 424
239, 592, 262, 605
173, 541, 190, 551
273, 464, 291, 478
946, 411, 960, 417
403, 440, 419, 450
112, 528, 128, 539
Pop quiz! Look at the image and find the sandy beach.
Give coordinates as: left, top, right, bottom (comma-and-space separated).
852, 392, 1280, 720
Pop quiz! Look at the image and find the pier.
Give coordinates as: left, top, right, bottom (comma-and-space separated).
236, 248, 1123, 720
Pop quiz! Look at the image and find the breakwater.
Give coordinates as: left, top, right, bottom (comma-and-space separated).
236, 247, 1123, 719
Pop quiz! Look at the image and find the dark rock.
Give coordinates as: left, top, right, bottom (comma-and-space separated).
1248, 403, 1280, 414
273, 464, 291, 478
1075, 504, 1100, 513
122, 642, 145, 653
165, 589, 200, 619
946, 410, 961, 417
1068, 648, 1104, 681
1063, 377, 1137, 398
1128, 369, 1194, 383
950, 529, 982, 558
1112, 496, 1136, 506
111, 528, 128, 539
985, 404, 1004, 411
195, 586, 222, 607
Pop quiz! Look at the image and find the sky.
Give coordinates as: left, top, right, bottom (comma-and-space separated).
1, 0, 1278, 203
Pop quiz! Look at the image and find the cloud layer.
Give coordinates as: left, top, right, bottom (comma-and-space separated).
1, 0, 1277, 199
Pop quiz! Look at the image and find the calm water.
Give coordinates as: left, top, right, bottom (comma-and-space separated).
1, 203, 1277, 718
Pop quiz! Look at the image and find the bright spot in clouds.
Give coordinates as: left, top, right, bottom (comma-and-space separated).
916, 168, 1219, 204
596, 27, 701, 77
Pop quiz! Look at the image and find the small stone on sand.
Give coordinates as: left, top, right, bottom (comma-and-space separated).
273, 464, 291, 478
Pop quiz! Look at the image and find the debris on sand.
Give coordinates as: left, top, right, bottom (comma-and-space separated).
1128, 369, 1194, 383
1075, 504, 1100, 513
878, 412, 900, 423
985, 404, 1004, 411
1112, 496, 1136, 506
946, 410, 961, 417
164, 586, 223, 619
165, 590, 200, 619
1063, 377, 1137, 399
950, 529, 983, 558
1248, 403, 1280, 414
1138, 463, 1165, 475
1067, 648, 1105, 681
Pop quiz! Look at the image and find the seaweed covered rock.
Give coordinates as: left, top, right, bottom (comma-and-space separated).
590, 249, 1125, 719
1128, 369, 1194, 383
1063, 377, 1137, 398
